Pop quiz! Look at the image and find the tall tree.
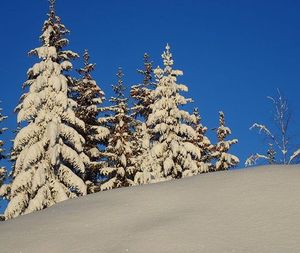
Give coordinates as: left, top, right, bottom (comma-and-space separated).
100, 68, 135, 190
246, 90, 300, 166
130, 54, 155, 184
212, 111, 239, 171
74, 50, 109, 192
3, 0, 87, 219
146, 44, 203, 181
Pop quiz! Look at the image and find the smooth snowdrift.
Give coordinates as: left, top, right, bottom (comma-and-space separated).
1, 165, 300, 253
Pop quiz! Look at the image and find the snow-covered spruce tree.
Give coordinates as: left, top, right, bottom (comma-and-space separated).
130, 54, 156, 184
189, 108, 214, 173
74, 50, 109, 193
211, 111, 239, 171
100, 68, 135, 190
131, 123, 160, 185
266, 144, 276, 164
3, 0, 87, 219
245, 90, 300, 166
146, 44, 203, 181
130, 53, 154, 120
0, 105, 7, 189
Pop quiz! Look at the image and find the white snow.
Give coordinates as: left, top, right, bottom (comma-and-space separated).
4, 10, 88, 218
146, 44, 205, 179
0, 165, 300, 253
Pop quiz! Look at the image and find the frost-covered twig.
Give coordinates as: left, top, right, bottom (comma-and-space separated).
289, 148, 300, 164
247, 90, 296, 166
245, 153, 269, 167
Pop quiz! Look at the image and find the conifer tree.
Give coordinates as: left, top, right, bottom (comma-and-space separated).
0, 104, 7, 189
100, 68, 135, 190
130, 54, 156, 184
131, 123, 160, 185
130, 53, 154, 120
74, 50, 109, 192
267, 143, 276, 164
146, 44, 203, 181
212, 111, 239, 171
3, 0, 87, 219
190, 108, 213, 173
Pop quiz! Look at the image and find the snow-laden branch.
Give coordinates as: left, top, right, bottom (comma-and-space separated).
250, 123, 274, 140
289, 148, 300, 164
245, 153, 269, 167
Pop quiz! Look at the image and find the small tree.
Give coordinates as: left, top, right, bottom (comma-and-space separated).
131, 123, 159, 185
246, 90, 300, 166
100, 68, 135, 190
212, 111, 239, 171
190, 108, 213, 173
74, 50, 109, 192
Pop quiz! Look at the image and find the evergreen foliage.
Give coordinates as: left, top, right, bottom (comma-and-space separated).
74, 49, 109, 192
100, 68, 135, 190
212, 111, 239, 171
3, 0, 87, 219
130, 53, 154, 120
146, 44, 205, 180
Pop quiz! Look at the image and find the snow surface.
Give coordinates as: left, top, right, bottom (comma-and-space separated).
1, 165, 300, 253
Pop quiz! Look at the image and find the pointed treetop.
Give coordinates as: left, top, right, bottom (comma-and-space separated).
143, 53, 150, 62
116, 67, 124, 81
49, 0, 56, 17
153, 66, 163, 80
162, 43, 174, 72
138, 53, 153, 85
217, 111, 232, 142
219, 111, 225, 126
77, 49, 96, 80
112, 67, 126, 100
193, 107, 200, 117
193, 108, 201, 123
83, 49, 90, 66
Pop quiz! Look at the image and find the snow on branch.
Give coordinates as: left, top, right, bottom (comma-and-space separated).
245, 153, 269, 167
289, 148, 300, 164
250, 123, 274, 139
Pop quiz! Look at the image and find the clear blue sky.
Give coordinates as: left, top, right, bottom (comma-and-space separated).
0, 0, 300, 174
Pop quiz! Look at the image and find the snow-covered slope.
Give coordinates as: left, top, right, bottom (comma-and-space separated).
1, 165, 300, 253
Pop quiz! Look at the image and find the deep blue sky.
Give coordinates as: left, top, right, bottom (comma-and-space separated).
0, 0, 300, 173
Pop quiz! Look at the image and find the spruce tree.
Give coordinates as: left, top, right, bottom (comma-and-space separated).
146, 44, 202, 181
189, 108, 213, 174
74, 50, 109, 192
3, 0, 87, 219
267, 143, 276, 164
131, 123, 159, 185
100, 68, 135, 190
130, 54, 156, 184
130, 53, 154, 120
212, 111, 239, 171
